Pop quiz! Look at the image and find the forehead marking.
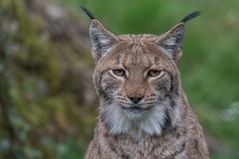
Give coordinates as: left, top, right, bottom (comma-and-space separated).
114, 35, 162, 68
122, 44, 151, 70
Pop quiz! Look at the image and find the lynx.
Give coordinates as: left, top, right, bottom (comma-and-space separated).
81, 7, 209, 159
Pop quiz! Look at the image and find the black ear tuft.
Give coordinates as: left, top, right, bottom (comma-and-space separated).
80, 6, 95, 20
180, 11, 201, 23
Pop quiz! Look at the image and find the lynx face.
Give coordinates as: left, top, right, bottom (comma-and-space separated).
90, 20, 184, 136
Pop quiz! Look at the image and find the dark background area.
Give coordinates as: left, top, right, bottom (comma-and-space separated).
0, 0, 239, 158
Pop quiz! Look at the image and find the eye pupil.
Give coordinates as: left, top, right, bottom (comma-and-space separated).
113, 69, 125, 77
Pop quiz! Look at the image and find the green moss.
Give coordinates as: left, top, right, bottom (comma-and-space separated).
0, 0, 96, 158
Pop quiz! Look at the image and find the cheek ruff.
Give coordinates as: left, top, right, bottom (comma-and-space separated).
101, 96, 181, 136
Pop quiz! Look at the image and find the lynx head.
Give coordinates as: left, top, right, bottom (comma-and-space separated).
82, 7, 200, 136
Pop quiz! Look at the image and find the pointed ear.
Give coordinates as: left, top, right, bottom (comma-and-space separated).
158, 23, 185, 61
89, 19, 118, 61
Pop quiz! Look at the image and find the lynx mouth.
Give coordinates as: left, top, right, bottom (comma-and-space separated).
121, 106, 151, 114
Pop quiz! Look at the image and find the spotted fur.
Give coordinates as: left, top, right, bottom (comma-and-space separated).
84, 11, 209, 159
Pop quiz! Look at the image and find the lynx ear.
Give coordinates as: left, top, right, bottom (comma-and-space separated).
90, 19, 118, 61
159, 11, 201, 61
159, 23, 185, 61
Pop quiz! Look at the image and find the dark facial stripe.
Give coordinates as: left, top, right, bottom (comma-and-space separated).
100, 111, 107, 122
162, 110, 172, 131
170, 74, 179, 96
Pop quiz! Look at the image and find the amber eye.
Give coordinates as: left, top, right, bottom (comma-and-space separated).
147, 70, 162, 77
112, 69, 126, 77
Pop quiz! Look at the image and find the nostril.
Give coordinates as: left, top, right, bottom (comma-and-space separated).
129, 96, 143, 104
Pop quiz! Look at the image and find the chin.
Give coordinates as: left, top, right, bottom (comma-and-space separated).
121, 105, 152, 120
102, 102, 169, 136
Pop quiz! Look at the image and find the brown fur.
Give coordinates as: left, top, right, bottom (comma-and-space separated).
84, 17, 209, 159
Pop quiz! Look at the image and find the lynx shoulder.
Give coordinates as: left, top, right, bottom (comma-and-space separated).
81, 7, 209, 159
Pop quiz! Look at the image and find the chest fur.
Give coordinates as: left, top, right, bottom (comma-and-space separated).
96, 124, 187, 159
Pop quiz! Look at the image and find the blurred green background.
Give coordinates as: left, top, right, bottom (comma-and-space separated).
0, 0, 239, 158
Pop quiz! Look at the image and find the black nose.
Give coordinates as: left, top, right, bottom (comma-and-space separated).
128, 94, 144, 104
